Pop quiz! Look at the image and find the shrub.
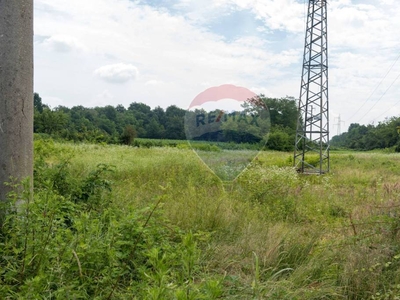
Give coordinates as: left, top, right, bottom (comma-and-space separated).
237, 166, 299, 221
0, 140, 223, 298
120, 125, 137, 145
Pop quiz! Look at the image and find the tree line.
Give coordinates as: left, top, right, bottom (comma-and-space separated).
331, 117, 400, 151
34, 93, 186, 143
34, 93, 298, 151
35, 92, 400, 152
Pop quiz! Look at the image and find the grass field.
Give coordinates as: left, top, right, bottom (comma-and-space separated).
2, 141, 400, 299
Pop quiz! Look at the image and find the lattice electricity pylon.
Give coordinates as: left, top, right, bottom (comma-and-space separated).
294, 0, 329, 174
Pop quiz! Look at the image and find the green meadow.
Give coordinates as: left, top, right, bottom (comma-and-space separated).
2, 139, 400, 299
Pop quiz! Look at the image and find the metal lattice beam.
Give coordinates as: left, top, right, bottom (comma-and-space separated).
294, 0, 329, 174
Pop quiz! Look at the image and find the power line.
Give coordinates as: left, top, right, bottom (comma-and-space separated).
370, 79, 400, 122
357, 71, 400, 123
348, 51, 400, 122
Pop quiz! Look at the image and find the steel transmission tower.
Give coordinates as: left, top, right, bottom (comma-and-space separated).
294, 0, 329, 174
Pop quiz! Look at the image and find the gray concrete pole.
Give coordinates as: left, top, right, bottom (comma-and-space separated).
0, 1, 34, 203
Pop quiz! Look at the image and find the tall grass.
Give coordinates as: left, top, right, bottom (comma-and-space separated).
2, 140, 400, 298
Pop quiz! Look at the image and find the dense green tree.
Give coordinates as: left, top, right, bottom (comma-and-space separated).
34, 108, 69, 135
34, 93, 46, 113
331, 118, 400, 151
128, 102, 151, 123
102, 105, 117, 121
54, 105, 70, 114
97, 117, 116, 136
116, 104, 126, 113
267, 126, 293, 151
153, 106, 167, 127
165, 105, 186, 140
146, 117, 165, 139
165, 116, 185, 140
246, 95, 297, 150
32, 93, 303, 151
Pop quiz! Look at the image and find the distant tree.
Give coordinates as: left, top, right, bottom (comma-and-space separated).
331, 118, 400, 151
146, 117, 165, 139
246, 95, 297, 150
116, 104, 126, 113
31, 95, 311, 151
34, 108, 69, 135
165, 116, 185, 140
271, 97, 296, 130
34, 92, 47, 113
267, 128, 293, 151
54, 105, 70, 114
166, 105, 186, 118
97, 117, 116, 135
120, 125, 137, 145
165, 105, 186, 139
102, 105, 117, 122
153, 106, 167, 127
128, 102, 151, 123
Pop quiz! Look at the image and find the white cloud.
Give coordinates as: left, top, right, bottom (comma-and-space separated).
96, 89, 114, 100
43, 35, 86, 53
42, 96, 65, 108
145, 80, 164, 86
249, 86, 274, 98
33, 0, 400, 132
94, 63, 139, 84
90, 90, 116, 107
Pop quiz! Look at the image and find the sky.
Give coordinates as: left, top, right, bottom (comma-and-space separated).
34, 0, 400, 135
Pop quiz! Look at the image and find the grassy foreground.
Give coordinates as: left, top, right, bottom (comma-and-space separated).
2, 141, 400, 299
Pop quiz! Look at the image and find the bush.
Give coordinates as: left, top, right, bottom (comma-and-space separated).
191, 143, 221, 152
120, 125, 137, 145
267, 130, 293, 151
237, 166, 299, 221
0, 140, 223, 299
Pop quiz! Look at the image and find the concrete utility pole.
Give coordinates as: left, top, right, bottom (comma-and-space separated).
0, 1, 34, 203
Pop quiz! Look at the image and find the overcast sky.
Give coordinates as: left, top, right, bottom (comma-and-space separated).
34, 0, 400, 135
